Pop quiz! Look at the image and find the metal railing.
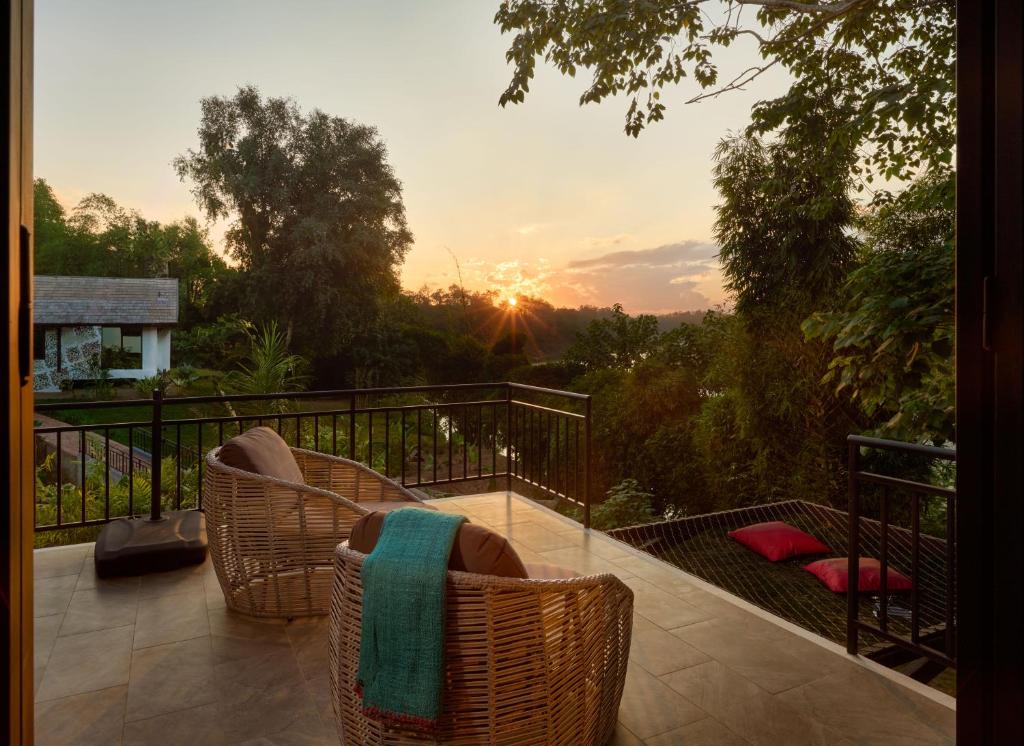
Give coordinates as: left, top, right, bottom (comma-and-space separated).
846, 434, 956, 669
32, 382, 593, 532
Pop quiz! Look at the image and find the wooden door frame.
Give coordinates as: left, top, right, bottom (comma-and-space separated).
956, 0, 1024, 742
2, 0, 33, 742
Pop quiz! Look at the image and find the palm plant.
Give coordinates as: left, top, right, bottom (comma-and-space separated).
224, 322, 308, 413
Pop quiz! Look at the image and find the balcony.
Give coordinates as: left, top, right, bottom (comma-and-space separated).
33, 491, 954, 745
31, 385, 956, 744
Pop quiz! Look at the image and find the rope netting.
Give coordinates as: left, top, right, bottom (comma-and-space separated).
607, 500, 951, 651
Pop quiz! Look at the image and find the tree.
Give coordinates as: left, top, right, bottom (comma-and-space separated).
712, 114, 858, 318
802, 171, 954, 443
566, 304, 660, 370
174, 86, 413, 359
495, 0, 954, 184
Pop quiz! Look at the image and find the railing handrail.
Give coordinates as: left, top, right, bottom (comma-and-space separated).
847, 434, 956, 461
32, 382, 593, 532
846, 434, 956, 671
35, 381, 591, 412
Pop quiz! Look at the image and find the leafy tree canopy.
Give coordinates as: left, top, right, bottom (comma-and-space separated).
803, 170, 954, 443
174, 86, 413, 358
33, 179, 233, 326
712, 108, 858, 318
495, 0, 954, 184
566, 303, 661, 370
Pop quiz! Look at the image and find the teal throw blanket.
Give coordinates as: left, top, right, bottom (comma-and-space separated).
357, 507, 466, 729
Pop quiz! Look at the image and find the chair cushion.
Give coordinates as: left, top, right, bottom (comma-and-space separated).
349, 511, 528, 579
727, 521, 830, 562
803, 557, 913, 593
357, 500, 436, 513
218, 427, 304, 484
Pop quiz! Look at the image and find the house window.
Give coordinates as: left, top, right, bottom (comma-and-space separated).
101, 325, 143, 369
33, 327, 47, 361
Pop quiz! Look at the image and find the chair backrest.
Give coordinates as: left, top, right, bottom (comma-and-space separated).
217, 426, 305, 483
329, 543, 633, 745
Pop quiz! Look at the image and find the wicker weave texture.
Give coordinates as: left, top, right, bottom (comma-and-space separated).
329, 543, 634, 745
204, 447, 424, 618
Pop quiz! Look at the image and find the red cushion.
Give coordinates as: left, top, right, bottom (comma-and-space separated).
803, 557, 913, 593
727, 521, 830, 562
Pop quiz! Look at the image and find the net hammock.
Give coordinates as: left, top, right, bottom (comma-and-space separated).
607, 500, 951, 653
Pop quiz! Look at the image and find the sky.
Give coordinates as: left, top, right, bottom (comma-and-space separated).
35, 0, 791, 314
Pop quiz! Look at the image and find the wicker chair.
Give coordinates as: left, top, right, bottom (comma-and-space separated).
329, 543, 634, 745
204, 447, 425, 618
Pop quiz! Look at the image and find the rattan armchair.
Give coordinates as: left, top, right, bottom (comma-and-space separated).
329, 543, 634, 745
204, 447, 424, 618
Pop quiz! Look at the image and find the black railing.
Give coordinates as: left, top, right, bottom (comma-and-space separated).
847, 434, 956, 670
32, 382, 592, 532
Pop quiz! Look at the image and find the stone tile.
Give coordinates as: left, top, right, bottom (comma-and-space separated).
570, 532, 633, 560
777, 667, 956, 745
616, 664, 706, 740
660, 661, 765, 715
612, 554, 703, 593
706, 688, 838, 746
133, 590, 209, 649
506, 539, 550, 565
670, 619, 828, 694
36, 625, 134, 702
645, 718, 751, 746
608, 721, 645, 745
126, 637, 217, 722
208, 608, 292, 664
34, 684, 127, 746
230, 712, 335, 745
123, 702, 225, 746
304, 672, 333, 727
501, 521, 579, 552
138, 563, 207, 598
217, 672, 325, 744
34, 573, 78, 618
538, 546, 628, 576
630, 622, 710, 676
285, 616, 332, 681
215, 649, 305, 694
624, 577, 711, 630
34, 545, 88, 580
34, 613, 63, 692
75, 558, 141, 592
60, 585, 139, 637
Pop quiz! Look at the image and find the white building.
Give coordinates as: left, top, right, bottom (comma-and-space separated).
33, 276, 178, 392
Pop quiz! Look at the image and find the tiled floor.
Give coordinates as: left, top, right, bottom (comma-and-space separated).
33, 492, 956, 745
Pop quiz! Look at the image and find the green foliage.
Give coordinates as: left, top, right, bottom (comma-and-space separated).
174, 86, 412, 360
495, 0, 954, 184
33, 180, 233, 326
172, 314, 253, 370
803, 172, 954, 443
566, 304, 660, 371
568, 479, 656, 531
224, 322, 308, 403
713, 124, 858, 318
132, 370, 174, 398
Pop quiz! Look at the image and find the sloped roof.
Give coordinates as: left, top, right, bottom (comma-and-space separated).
34, 276, 179, 326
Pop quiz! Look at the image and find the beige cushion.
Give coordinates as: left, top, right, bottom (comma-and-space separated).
357, 500, 436, 513
218, 427, 304, 484
350, 510, 529, 579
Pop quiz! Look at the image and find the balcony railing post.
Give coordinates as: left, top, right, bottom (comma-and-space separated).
583, 395, 592, 530
846, 438, 860, 655
505, 384, 512, 494
149, 389, 164, 522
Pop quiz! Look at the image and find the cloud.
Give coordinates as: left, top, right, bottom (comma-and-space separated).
559, 240, 721, 313
568, 240, 717, 270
